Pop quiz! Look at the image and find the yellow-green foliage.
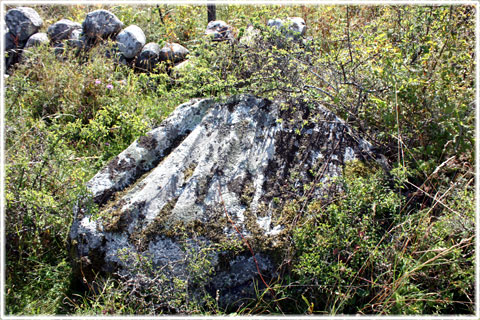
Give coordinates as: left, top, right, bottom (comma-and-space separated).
5, 4, 475, 315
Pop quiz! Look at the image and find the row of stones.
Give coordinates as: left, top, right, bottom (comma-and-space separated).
4, 7, 191, 72
4, 6, 307, 73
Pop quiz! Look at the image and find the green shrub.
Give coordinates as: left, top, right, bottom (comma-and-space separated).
4, 4, 475, 315
292, 161, 402, 314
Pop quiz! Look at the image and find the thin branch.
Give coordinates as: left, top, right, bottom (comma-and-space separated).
303, 84, 335, 100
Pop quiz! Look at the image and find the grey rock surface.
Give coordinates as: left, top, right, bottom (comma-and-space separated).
159, 42, 189, 64
47, 19, 82, 43
171, 59, 192, 78
82, 9, 123, 41
70, 94, 374, 309
66, 29, 85, 49
5, 7, 43, 42
116, 25, 146, 59
267, 17, 306, 38
239, 24, 260, 47
136, 42, 161, 72
205, 20, 234, 41
5, 31, 16, 51
5, 31, 22, 71
24, 32, 48, 48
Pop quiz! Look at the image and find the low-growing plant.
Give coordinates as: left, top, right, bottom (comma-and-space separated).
4, 4, 475, 316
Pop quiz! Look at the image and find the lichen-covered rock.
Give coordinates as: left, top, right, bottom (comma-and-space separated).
239, 24, 260, 47
5, 31, 21, 71
135, 42, 161, 72
205, 20, 234, 41
5, 7, 43, 42
287, 17, 307, 36
5, 31, 16, 51
82, 9, 123, 41
267, 17, 306, 38
70, 95, 376, 309
116, 25, 145, 59
47, 19, 82, 43
171, 59, 192, 79
66, 29, 85, 49
24, 32, 48, 48
159, 42, 189, 64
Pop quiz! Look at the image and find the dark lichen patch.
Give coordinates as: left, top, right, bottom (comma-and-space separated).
129, 197, 179, 251
101, 199, 127, 232
182, 162, 197, 183
107, 154, 137, 177
137, 132, 158, 150
227, 172, 255, 207
98, 169, 153, 231
260, 100, 352, 208
195, 173, 214, 204
93, 153, 147, 205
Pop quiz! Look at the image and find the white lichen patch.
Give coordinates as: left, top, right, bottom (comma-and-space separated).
344, 146, 356, 162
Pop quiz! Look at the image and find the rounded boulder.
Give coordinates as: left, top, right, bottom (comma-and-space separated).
47, 19, 82, 43
159, 42, 189, 64
136, 42, 161, 72
24, 32, 49, 48
5, 7, 43, 42
82, 9, 123, 41
116, 25, 146, 59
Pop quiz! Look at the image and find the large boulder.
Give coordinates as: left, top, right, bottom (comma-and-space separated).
115, 25, 145, 59
82, 9, 123, 42
70, 95, 376, 310
159, 42, 189, 64
5, 7, 43, 42
47, 19, 82, 43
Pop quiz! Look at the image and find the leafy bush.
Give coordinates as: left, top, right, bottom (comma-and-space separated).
292, 161, 403, 313
4, 4, 475, 315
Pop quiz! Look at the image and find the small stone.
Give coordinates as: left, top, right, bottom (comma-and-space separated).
286, 17, 306, 36
24, 32, 49, 48
66, 29, 85, 49
82, 9, 123, 41
136, 42, 161, 72
205, 20, 234, 41
116, 25, 145, 59
239, 24, 260, 47
171, 59, 192, 78
267, 17, 306, 39
159, 42, 189, 64
52, 42, 67, 59
5, 7, 43, 42
47, 19, 82, 43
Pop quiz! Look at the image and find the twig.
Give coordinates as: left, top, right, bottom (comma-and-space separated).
346, 6, 354, 65
303, 84, 335, 100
